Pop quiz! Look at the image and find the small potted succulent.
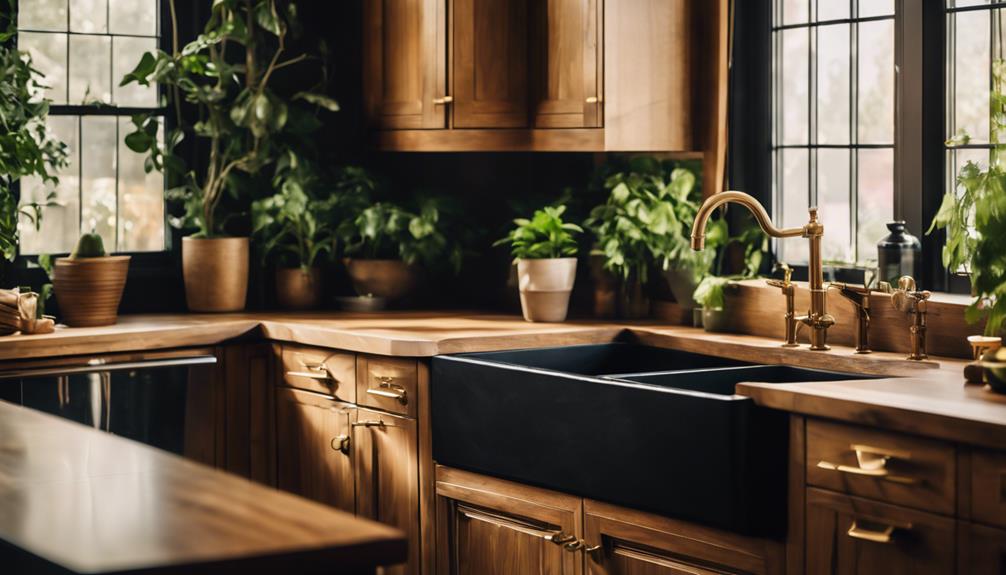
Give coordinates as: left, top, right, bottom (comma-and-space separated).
339, 197, 463, 303
495, 205, 582, 322
51, 232, 130, 327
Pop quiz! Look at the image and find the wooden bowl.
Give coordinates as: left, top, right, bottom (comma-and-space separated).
52, 256, 131, 327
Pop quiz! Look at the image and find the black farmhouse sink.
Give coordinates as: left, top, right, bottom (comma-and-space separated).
431, 343, 871, 536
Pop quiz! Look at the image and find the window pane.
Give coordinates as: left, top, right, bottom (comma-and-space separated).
18, 32, 68, 104
781, 28, 809, 145
19, 117, 79, 255
859, 0, 894, 18
817, 24, 850, 144
818, 149, 852, 262
857, 149, 894, 262
117, 117, 164, 252
70, 0, 107, 33
782, 0, 809, 25
18, 0, 68, 32
80, 117, 117, 249
953, 10, 991, 143
818, 1, 849, 21
953, 0, 990, 7
113, 37, 158, 107
778, 149, 810, 264
858, 19, 895, 144
69, 35, 112, 104
109, 0, 157, 36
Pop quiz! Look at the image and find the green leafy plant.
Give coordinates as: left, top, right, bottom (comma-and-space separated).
339, 197, 464, 273
584, 157, 725, 283
0, 1, 67, 263
929, 59, 1006, 335
692, 214, 768, 311
121, 0, 339, 237
493, 205, 582, 260
252, 160, 370, 272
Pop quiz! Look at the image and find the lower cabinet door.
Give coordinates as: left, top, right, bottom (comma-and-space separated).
583, 499, 783, 575
275, 387, 355, 513
435, 466, 584, 575
958, 521, 1006, 574
354, 407, 420, 575
805, 488, 955, 575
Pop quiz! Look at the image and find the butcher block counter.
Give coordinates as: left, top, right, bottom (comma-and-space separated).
0, 401, 406, 575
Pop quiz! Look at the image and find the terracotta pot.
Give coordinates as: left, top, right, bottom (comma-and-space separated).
52, 256, 131, 327
275, 267, 323, 310
517, 258, 577, 322
182, 237, 249, 312
345, 259, 418, 301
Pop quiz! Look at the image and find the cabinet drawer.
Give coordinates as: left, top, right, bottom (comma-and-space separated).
357, 356, 417, 417
280, 345, 356, 402
970, 450, 1006, 529
806, 488, 955, 575
806, 419, 955, 515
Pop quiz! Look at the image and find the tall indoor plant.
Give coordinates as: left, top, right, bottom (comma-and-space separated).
0, 1, 66, 272
930, 59, 1006, 337
121, 0, 339, 311
495, 205, 582, 322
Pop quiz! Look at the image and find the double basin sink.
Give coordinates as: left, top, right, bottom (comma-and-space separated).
431, 343, 871, 536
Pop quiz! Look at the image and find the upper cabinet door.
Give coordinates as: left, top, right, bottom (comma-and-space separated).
363, 0, 447, 129
453, 0, 529, 128
532, 0, 601, 128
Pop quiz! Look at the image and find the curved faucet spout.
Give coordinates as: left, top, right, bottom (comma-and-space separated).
690, 191, 804, 251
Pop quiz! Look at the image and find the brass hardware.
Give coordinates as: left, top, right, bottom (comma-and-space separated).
889, 275, 931, 360
563, 540, 585, 552
286, 360, 332, 381
846, 520, 911, 543
545, 532, 577, 545
829, 283, 873, 354
585, 96, 599, 103
330, 434, 350, 454
692, 191, 834, 350
366, 377, 408, 405
433, 96, 454, 105
584, 543, 602, 554
352, 419, 385, 428
766, 263, 798, 347
816, 443, 917, 484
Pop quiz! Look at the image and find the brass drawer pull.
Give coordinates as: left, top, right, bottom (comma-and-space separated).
846, 520, 911, 544
545, 532, 576, 545
815, 460, 918, 484
330, 434, 350, 454
433, 96, 454, 105
366, 377, 408, 405
287, 362, 332, 381
816, 443, 917, 484
352, 419, 385, 428
585, 96, 599, 103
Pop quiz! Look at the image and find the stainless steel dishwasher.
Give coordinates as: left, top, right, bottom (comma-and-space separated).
0, 352, 219, 460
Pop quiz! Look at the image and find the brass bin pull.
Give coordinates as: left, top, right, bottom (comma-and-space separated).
330, 434, 350, 454
816, 443, 917, 484
366, 377, 408, 405
846, 520, 910, 544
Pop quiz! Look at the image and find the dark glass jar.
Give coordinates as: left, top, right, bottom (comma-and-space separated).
877, 221, 922, 285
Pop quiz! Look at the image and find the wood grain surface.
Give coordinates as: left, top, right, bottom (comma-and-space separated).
0, 401, 406, 575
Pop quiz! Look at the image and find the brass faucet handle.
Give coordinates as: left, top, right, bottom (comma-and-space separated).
767, 263, 793, 290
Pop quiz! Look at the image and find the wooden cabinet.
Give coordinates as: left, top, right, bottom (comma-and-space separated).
453, 0, 528, 128
275, 388, 356, 513
357, 355, 418, 417
958, 522, 1006, 574
805, 488, 955, 575
531, 0, 601, 129
279, 344, 356, 401
353, 407, 421, 575
436, 466, 584, 575
436, 467, 783, 575
363, 0, 447, 129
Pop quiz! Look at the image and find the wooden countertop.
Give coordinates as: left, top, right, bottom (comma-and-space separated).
0, 401, 406, 575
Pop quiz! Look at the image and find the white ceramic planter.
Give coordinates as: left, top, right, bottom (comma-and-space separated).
516, 258, 577, 322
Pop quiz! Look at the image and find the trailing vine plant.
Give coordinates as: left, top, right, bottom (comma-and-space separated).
121, 0, 339, 238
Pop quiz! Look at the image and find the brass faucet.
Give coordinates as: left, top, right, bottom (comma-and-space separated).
829, 283, 873, 354
765, 264, 799, 347
889, 275, 930, 361
691, 191, 834, 350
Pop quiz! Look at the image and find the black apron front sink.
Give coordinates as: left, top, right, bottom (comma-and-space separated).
431, 344, 871, 537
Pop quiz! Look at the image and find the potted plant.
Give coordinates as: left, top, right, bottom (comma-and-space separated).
692, 219, 767, 333
494, 205, 582, 322
585, 158, 723, 319
0, 2, 66, 279
929, 59, 1006, 343
121, 0, 339, 312
339, 197, 463, 303
51, 232, 130, 327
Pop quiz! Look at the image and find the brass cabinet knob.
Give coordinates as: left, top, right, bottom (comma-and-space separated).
330, 434, 350, 454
